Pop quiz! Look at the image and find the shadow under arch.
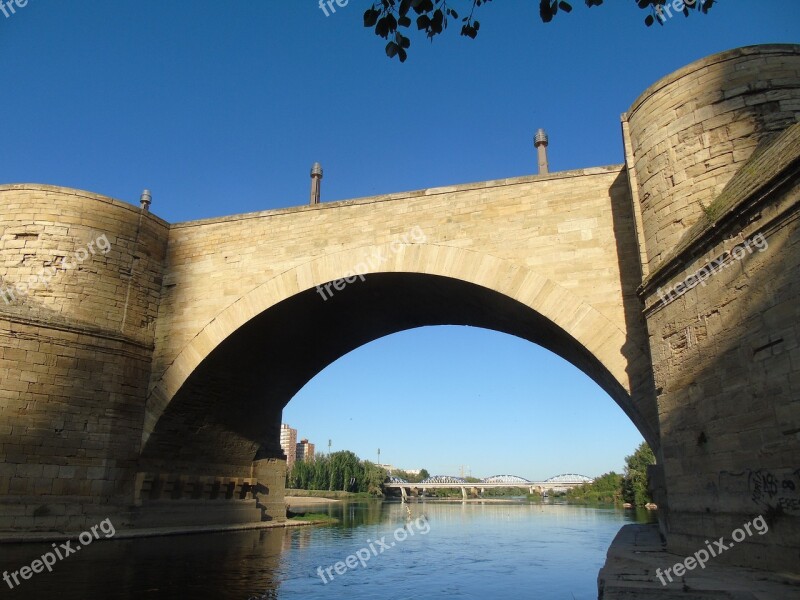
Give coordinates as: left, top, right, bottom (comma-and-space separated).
141, 243, 657, 471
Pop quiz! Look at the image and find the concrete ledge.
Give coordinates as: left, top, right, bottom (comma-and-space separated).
598, 524, 800, 599
0, 518, 328, 545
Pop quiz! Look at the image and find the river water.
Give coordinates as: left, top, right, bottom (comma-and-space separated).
1, 501, 653, 599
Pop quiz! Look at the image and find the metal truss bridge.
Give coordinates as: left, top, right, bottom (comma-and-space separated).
383, 473, 594, 499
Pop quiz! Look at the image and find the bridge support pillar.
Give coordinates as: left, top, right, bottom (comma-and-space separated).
400, 487, 408, 501
460, 487, 467, 500
251, 458, 286, 521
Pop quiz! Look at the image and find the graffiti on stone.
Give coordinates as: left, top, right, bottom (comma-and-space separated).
749, 469, 800, 513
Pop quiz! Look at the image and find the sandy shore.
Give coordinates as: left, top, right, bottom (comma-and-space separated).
285, 495, 342, 506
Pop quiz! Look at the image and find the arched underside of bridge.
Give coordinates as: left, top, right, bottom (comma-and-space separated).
140, 246, 657, 474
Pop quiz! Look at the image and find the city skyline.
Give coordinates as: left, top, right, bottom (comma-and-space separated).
280, 423, 317, 471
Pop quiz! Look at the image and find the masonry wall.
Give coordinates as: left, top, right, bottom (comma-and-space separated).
641, 172, 800, 572
629, 46, 800, 571
626, 44, 800, 273
0, 185, 169, 531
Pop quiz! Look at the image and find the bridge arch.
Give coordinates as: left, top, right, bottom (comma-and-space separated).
482, 475, 533, 484
544, 474, 594, 484
141, 242, 657, 474
420, 475, 469, 484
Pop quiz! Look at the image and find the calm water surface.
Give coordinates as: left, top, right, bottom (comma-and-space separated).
1, 501, 653, 600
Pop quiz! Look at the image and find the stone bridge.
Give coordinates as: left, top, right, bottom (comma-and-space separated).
1, 45, 799, 574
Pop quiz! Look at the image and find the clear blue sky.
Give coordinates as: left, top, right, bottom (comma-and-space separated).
2, 2, 797, 478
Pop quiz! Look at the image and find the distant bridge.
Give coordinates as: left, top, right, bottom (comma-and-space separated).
383, 473, 594, 499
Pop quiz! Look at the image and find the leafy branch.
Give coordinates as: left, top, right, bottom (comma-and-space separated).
364, 0, 716, 62
364, 0, 487, 62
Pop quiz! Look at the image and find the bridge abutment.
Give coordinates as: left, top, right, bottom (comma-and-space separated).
0, 185, 169, 533
626, 45, 800, 572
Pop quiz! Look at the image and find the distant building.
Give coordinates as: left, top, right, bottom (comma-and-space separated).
280, 424, 297, 470
376, 464, 421, 476
296, 438, 315, 463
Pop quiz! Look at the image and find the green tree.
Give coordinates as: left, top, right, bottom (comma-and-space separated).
363, 461, 389, 495
391, 468, 430, 483
326, 450, 361, 491
312, 454, 330, 490
288, 451, 389, 495
622, 442, 656, 506
565, 472, 623, 504
288, 458, 313, 489
364, 0, 716, 62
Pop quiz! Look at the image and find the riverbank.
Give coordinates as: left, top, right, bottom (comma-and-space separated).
285, 488, 369, 499
285, 495, 341, 506
287, 511, 339, 524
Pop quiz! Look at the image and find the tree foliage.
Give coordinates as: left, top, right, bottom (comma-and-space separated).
287, 451, 388, 495
621, 441, 656, 506
392, 468, 430, 483
365, 0, 716, 61
565, 471, 624, 504
563, 442, 657, 505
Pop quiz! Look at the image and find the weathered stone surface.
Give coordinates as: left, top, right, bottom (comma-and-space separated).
628, 45, 800, 573
625, 44, 800, 273
0, 45, 798, 584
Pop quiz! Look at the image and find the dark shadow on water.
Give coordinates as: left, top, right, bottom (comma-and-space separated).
0, 500, 656, 600
0, 528, 285, 600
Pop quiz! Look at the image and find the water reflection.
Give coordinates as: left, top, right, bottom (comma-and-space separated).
1, 527, 285, 600
0, 501, 653, 600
